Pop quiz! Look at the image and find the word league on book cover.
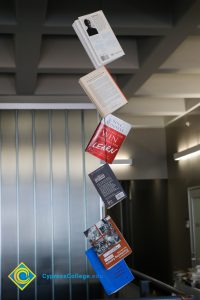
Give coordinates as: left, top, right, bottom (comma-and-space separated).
89, 163, 127, 209
72, 10, 125, 69
86, 114, 132, 163
84, 216, 132, 269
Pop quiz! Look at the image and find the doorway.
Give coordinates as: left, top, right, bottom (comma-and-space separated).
188, 186, 200, 267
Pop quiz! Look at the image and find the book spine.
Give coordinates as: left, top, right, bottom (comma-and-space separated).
104, 66, 128, 104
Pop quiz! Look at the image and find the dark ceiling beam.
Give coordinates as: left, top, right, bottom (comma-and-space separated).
0, 95, 89, 103
0, 68, 15, 73
43, 11, 172, 36
37, 68, 138, 75
15, 0, 47, 94
42, 26, 172, 37
0, 25, 17, 33
123, 0, 200, 97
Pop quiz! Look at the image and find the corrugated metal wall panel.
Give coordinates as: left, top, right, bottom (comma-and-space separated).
0, 110, 101, 300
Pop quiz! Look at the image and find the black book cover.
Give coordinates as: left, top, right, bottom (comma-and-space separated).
88, 163, 127, 209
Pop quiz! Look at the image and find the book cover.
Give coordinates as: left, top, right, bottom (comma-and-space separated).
89, 163, 127, 209
84, 216, 132, 269
85, 114, 132, 163
73, 10, 125, 68
86, 247, 134, 295
79, 67, 128, 117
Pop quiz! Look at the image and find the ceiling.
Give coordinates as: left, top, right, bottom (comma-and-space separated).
0, 0, 200, 127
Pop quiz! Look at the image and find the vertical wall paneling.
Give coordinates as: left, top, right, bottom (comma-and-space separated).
0, 110, 101, 300
52, 111, 70, 300
35, 111, 52, 300
0, 113, 2, 300
1, 112, 17, 300
65, 111, 72, 300
81, 111, 88, 300
18, 111, 35, 300
49, 111, 54, 300
83, 111, 102, 299
32, 111, 37, 300
68, 110, 87, 299
15, 112, 19, 300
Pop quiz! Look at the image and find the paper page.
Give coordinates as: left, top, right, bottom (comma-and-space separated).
79, 66, 127, 116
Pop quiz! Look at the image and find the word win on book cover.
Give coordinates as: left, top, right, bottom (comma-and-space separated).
85, 114, 132, 163
84, 216, 132, 269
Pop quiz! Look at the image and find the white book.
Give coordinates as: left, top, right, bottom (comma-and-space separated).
72, 10, 125, 69
79, 66, 128, 117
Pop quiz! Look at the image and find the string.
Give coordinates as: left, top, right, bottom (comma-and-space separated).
102, 116, 108, 164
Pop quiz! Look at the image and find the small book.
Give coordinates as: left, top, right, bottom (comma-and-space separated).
79, 67, 128, 117
89, 163, 127, 209
84, 216, 132, 269
86, 247, 134, 295
72, 10, 125, 69
85, 114, 132, 163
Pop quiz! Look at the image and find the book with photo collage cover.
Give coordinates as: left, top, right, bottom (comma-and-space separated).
84, 216, 132, 269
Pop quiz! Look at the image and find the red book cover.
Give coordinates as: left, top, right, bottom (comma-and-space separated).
85, 114, 132, 163
84, 216, 132, 269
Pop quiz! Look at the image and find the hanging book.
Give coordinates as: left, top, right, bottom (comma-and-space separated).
85, 114, 132, 163
89, 163, 127, 209
86, 247, 134, 295
84, 216, 132, 269
72, 10, 125, 69
79, 66, 127, 117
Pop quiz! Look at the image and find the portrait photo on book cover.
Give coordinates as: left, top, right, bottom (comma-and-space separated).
84, 19, 99, 36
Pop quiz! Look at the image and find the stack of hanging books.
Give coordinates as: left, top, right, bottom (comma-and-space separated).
73, 10, 134, 295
